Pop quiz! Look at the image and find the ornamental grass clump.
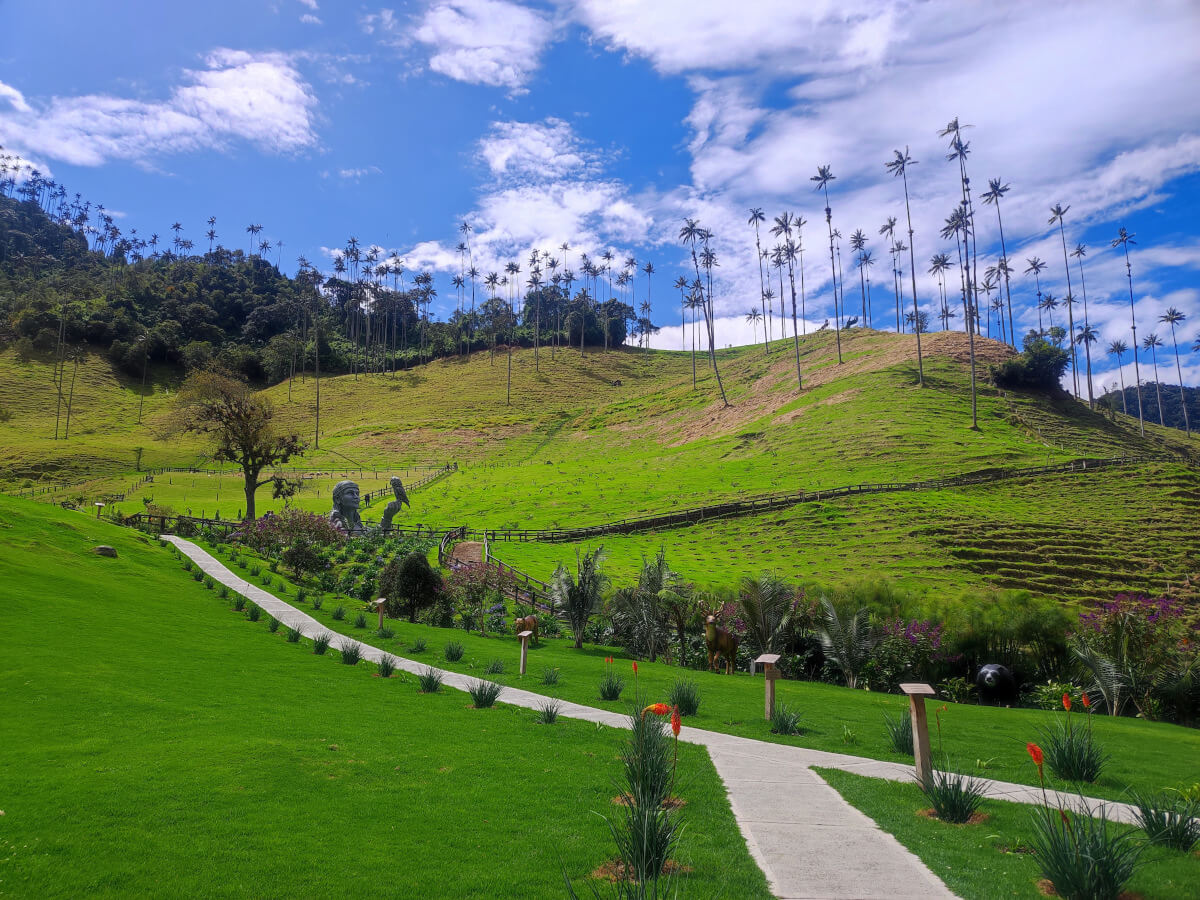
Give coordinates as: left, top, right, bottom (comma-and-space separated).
332, 605, 346, 621
1129, 789, 1200, 851
919, 769, 986, 823
1025, 742, 1144, 899
378, 625, 395, 639
286, 626, 302, 643
444, 641, 464, 662
598, 656, 625, 701
485, 658, 504, 675
407, 637, 426, 654
192, 571, 204, 582
883, 709, 914, 755
246, 604, 261, 622
313, 633, 331, 655
417, 667, 443, 693
1040, 693, 1107, 783
668, 678, 700, 717
218, 585, 229, 599
353, 612, 367, 629
468, 679, 503, 708
541, 666, 560, 685
377, 654, 397, 679
311, 596, 324, 611
535, 699, 561, 724
338, 640, 362, 665
770, 701, 803, 736
267, 616, 280, 633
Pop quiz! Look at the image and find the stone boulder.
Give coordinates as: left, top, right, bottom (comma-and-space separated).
93, 545, 118, 558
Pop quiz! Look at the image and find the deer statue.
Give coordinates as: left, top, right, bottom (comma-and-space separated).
513, 614, 539, 646
704, 614, 739, 675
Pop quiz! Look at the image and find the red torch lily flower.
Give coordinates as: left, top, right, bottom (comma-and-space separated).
1081, 693, 1091, 710
632, 661, 638, 674
642, 703, 671, 718
671, 706, 681, 737
1062, 693, 1072, 712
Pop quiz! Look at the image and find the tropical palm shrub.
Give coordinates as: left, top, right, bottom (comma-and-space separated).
609, 548, 677, 662
551, 547, 609, 649
737, 573, 798, 657
816, 597, 875, 689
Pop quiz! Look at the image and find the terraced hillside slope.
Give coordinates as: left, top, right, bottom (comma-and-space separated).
3, 329, 1197, 606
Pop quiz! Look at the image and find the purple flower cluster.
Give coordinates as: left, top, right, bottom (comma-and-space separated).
1077, 593, 1186, 632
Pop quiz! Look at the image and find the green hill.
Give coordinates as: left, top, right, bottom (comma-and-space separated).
2, 327, 1197, 607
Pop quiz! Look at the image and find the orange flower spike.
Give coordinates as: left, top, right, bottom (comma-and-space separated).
632, 661, 638, 674
1026, 742, 1045, 781
671, 706, 682, 737
642, 703, 671, 718
1062, 693, 1072, 712
1081, 693, 1092, 710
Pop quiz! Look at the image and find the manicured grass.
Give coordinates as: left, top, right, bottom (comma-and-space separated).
0, 496, 770, 898
817, 768, 1200, 899
212, 543, 1200, 804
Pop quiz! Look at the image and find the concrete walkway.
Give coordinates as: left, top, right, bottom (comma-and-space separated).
165, 536, 1141, 899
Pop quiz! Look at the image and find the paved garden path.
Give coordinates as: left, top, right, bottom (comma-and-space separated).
165, 536, 1142, 900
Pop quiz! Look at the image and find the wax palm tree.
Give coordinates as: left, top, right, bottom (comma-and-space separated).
685, 291, 703, 388
886, 147, 925, 384
941, 119, 982, 345
1075, 324, 1098, 409
1157, 308, 1191, 436
748, 208, 769, 349
812, 165, 843, 363
642, 261, 655, 345
770, 213, 804, 386
1142, 333, 1167, 427
850, 229, 869, 324
1107, 340, 1130, 414
678, 219, 727, 405
942, 204, 978, 428
1039, 293, 1059, 334
980, 178, 1017, 347
1025, 257, 1047, 333
673, 275, 688, 350
1112, 228, 1145, 436
246, 223, 262, 257
880, 216, 899, 331
859, 248, 875, 327
745, 309, 762, 346
1048, 204, 1081, 397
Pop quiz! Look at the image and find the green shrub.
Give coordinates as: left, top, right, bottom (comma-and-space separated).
919, 770, 985, 823
992, 332, 1071, 391
353, 612, 367, 629
313, 633, 331, 655
295, 588, 307, 604
444, 641, 464, 662
182, 559, 193, 572
1129, 789, 1200, 851
286, 626, 302, 643
378, 551, 444, 622
203, 575, 214, 589
247, 604, 261, 622
218, 585, 230, 599
535, 699, 561, 724
311, 596, 323, 611
268, 616, 281, 633
408, 638, 427, 654
378, 654, 397, 678
191, 571, 204, 582
1039, 715, 1107, 783
339, 640, 362, 665
485, 659, 505, 675
332, 605, 346, 621
249, 564, 261, 577
883, 710, 914, 755
611, 707, 679, 884
468, 679, 503, 708
378, 625, 395, 639
598, 670, 625, 701
269, 560, 279, 573
1031, 802, 1144, 900
668, 679, 700, 717
770, 702, 803, 736
232, 595, 247, 612
261, 573, 272, 587
417, 667, 444, 693
541, 666, 560, 685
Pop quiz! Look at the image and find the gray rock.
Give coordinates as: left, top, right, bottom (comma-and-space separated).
93, 545, 118, 558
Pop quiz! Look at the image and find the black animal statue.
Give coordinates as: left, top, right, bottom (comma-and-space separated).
975, 663, 1017, 705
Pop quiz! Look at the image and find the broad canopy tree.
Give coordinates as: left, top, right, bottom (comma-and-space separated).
167, 368, 305, 519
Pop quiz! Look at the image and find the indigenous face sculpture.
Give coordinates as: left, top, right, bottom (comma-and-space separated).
330, 480, 364, 534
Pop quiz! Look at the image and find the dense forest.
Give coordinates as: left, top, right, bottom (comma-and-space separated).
1099, 383, 1199, 433
0, 182, 639, 385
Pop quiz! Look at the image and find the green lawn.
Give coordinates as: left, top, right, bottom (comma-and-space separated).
817, 768, 1199, 899
206, 541, 1200, 805
0, 496, 771, 898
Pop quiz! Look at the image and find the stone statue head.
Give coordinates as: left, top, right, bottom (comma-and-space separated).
332, 480, 361, 513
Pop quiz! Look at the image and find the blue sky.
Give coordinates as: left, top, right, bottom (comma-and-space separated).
2, 0, 1199, 392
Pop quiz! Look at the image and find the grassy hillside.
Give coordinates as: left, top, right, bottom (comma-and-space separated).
0, 495, 770, 897
3, 330, 1197, 604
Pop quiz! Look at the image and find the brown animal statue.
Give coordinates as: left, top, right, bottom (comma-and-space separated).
704, 615, 739, 674
513, 615, 539, 645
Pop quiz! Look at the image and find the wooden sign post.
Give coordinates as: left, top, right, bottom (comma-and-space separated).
900, 682, 937, 785
755, 653, 782, 720
518, 630, 534, 676
372, 598, 387, 632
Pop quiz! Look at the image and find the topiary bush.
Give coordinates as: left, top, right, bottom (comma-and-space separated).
377, 551, 444, 622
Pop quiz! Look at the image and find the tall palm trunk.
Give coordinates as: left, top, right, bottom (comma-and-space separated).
1075, 254, 1093, 406
1148, 344, 1164, 427
1054, 219, 1080, 398
992, 201, 1016, 347
1120, 243, 1145, 436
899, 169, 924, 385
1166, 325, 1191, 436
819, 193, 842, 363
752, 219, 769, 353
953, 226, 977, 429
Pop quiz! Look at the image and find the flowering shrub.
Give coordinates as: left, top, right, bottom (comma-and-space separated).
232, 508, 343, 557
443, 563, 516, 634
865, 618, 961, 693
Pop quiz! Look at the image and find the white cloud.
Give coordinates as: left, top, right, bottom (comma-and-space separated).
478, 118, 595, 180
0, 48, 318, 167
364, 1, 555, 91
300, 14, 323, 25
297, 0, 319, 9
337, 166, 382, 179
